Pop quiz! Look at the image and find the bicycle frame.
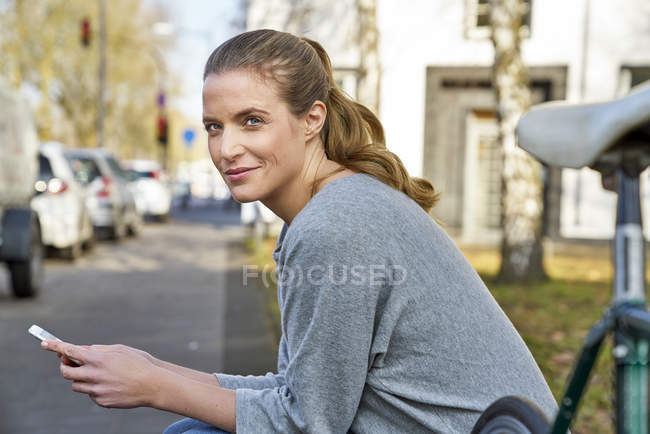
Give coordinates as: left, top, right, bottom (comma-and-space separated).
550, 167, 649, 434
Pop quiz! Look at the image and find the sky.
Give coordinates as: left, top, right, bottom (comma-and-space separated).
154, 0, 244, 123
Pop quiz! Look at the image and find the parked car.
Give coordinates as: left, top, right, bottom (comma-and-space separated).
171, 180, 192, 209
31, 142, 94, 260
64, 148, 141, 240
241, 201, 277, 238
0, 81, 44, 297
122, 159, 172, 221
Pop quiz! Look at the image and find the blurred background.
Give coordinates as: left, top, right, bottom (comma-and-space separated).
1, 0, 650, 433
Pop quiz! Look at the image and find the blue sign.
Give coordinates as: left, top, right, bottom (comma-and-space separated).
182, 128, 196, 148
157, 92, 166, 108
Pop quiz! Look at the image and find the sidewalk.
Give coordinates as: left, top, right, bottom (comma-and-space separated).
221, 231, 278, 377
0, 206, 278, 434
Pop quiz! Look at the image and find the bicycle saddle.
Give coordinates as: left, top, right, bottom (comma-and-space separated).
517, 80, 650, 170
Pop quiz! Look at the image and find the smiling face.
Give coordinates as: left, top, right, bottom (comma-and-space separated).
202, 69, 311, 206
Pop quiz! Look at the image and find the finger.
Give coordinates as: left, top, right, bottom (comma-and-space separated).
60, 352, 82, 367
60, 363, 93, 382
61, 354, 81, 367
44, 342, 69, 362
71, 380, 96, 396
42, 340, 91, 364
59, 353, 77, 367
89, 344, 113, 352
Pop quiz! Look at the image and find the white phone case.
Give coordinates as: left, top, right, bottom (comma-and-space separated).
29, 324, 81, 365
28, 325, 62, 342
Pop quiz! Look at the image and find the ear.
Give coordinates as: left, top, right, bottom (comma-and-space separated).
304, 100, 327, 141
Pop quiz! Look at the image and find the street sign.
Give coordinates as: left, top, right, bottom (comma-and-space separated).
182, 128, 196, 148
157, 92, 165, 108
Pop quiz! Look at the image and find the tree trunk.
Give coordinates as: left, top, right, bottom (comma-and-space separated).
489, 0, 547, 283
356, 0, 380, 115
10, 0, 26, 89
283, 0, 313, 34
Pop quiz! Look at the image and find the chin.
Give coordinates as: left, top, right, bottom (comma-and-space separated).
229, 187, 261, 204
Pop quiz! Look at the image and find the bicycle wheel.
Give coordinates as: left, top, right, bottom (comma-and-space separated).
471, 396, 551, 434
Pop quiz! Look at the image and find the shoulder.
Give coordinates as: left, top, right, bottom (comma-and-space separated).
291, 175, 386, 234
282, 173, 430, 257
307, 173, 416, 220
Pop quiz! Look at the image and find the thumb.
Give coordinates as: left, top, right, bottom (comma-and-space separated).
42, 340, 91, 364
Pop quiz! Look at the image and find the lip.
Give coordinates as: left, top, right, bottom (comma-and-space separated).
225, 166, 258, 175
225, 167, 259, 181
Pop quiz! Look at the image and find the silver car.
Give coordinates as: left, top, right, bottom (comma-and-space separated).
31, 142, 93, 260
64, 148, 141, 240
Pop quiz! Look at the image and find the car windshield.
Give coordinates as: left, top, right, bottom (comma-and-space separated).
106, 156, 127, 179
65, 155, 102, 185
38, 154, 54, 181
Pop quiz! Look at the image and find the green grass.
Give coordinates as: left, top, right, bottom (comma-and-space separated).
462, 248, 644, 433
247, 238, 648, 433
245, 236, 283, 347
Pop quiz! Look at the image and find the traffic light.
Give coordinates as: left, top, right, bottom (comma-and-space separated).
157, 114, 168, 145
81, 18, 91, 47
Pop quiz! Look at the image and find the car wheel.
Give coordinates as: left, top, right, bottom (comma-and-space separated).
8, 218, 44, 298
127, 213, 142, 237
82, 232, 95, 251
109, 221, 127, 241
61, 240, 82, 261
81, 212, 94, 250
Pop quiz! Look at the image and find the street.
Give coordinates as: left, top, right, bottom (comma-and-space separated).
0, 203, 277, 434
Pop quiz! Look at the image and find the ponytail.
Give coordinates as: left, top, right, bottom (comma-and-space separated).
303, 37, 440, 214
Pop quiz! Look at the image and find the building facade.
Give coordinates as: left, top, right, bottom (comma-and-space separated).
247, 0, 650, 243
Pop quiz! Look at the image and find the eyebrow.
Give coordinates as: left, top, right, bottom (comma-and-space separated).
202, 107, 270, 124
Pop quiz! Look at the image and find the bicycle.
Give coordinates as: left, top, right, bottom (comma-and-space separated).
472, 81, 650, 434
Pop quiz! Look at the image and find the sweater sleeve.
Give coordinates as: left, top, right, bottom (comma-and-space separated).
213, 335, 289, 390
233, 222, 384, 433
214, 372, 285, 390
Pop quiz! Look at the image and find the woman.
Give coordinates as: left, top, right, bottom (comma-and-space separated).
42, 29, 557, 433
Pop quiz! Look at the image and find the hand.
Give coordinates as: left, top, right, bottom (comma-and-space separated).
58, 345, 155, 367
41, 340, 161, 409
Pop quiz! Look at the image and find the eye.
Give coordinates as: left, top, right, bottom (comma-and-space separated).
245, 117, 263, 127
205, 123, 222, 133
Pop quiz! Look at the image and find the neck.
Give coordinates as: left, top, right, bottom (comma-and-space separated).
261, 142, 348, 226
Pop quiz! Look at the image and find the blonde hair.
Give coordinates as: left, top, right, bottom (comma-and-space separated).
204, 29, 439, 213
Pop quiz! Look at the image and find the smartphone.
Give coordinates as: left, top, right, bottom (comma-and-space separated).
28, 324, 81, 366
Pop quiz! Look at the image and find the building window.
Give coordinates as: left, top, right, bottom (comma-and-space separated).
464, 0, 532, 39
333, 68, 359, 100
476, 0, 490, 28
463, 110, 502, 243
617, 66, 650, 96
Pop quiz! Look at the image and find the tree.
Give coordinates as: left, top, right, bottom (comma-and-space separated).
489, 0, 547, 283
246, 0, 381, 113
356, 0, 380, 115
283, 0, 313, 34
0, 0, 177, 159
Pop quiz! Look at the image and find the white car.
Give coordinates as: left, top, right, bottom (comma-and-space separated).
122, 159, 171, 221
65, 148, 141, 240
30, 142, 93, 260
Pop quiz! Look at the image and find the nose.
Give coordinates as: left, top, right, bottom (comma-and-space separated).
220, 127, 245, 161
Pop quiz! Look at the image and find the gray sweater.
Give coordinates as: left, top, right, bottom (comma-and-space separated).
215, 173, 557, 433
